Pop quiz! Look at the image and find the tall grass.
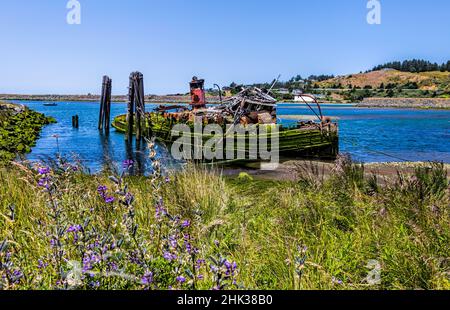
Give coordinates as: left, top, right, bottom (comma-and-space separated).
0, 158, 448, 290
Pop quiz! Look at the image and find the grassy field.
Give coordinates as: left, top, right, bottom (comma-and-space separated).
0, 156, 448, 290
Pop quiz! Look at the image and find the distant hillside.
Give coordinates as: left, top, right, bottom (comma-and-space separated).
316, 69, 450, 92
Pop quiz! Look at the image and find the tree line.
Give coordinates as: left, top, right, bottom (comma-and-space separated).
370, 59, 450, 73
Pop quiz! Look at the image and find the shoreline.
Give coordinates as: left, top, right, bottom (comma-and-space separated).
2, 95, 450, 109
221, 160, 450, 182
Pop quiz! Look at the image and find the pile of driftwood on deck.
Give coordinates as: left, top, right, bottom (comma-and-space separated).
205, 87, 278, 125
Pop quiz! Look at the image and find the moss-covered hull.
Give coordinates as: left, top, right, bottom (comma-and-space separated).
112, 113, 339, 161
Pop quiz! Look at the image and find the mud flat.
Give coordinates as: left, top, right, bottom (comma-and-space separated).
357, 97, 450, 109
221, 160, 450, 181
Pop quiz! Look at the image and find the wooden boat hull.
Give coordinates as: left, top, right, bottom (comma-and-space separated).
112, 113, 339, 160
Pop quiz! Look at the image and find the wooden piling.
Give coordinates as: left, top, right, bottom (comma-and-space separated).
105, 78, 112, 134
135, 72, 145, 141
98, 75, 112, 134
98, 76, 107, 130
126, 73, 135, 141
72, 115, 79, 128
126, 71, 146, 142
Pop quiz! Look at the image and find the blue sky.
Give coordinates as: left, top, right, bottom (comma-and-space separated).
0, 0, 449, 95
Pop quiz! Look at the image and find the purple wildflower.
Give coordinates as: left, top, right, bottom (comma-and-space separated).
11, 270, 23, 284
124, 192, 134, 205
90, 281, 100, 288
107, 261, 118, 272
49, 238, 57, 248
195, 259, 206, 270
104, 196, 115, 204
176, 276, 186, 284
97, 185, 107, 193
82, 255, 92, 273
38, 177, 51, 189
97, 185, 108, 199
181, 220, 190, 228
223, 260, 238, 277
38, 259, 48, 269
67, 225, 82, 233
38, 167, 51, 175
184, 241, 192, 254
123, 159, 134, 170
141, 272, 154, 285
169, 235, 178, 249
163, 251, 177, 262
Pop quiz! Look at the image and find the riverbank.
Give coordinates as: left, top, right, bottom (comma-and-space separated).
357, 98, 450, 109
0, 102, 56, 162
221, 159, 450, 181
0, 159, 448, 290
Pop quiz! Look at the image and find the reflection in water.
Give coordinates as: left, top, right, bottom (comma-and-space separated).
125, 138, 148, 175
99, 132, 114, 172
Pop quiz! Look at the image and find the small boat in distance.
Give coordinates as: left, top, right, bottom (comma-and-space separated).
43, 102, 58, 107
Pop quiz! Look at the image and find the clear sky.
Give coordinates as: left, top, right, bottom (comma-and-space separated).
0, 0, 449, 95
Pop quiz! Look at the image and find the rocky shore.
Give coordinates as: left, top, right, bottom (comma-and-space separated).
357, 97, 450, 109
0, 102, 56, 161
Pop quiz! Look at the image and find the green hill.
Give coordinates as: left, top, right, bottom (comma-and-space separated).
317, 69, 450, 93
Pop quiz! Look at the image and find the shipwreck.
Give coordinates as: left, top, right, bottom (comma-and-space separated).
111, 75, 339, 164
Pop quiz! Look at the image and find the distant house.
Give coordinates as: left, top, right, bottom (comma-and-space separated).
292, 89, 303, 96
294, 93, 324, 102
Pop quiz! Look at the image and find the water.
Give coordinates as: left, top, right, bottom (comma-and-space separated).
12, 101, 450, 171
278, 103, 450, 163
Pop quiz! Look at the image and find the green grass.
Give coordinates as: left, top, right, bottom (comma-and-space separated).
0, 159, 449, 290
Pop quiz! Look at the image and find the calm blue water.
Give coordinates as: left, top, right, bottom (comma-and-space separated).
13, 101, 450, 171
